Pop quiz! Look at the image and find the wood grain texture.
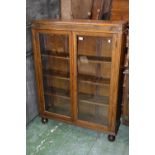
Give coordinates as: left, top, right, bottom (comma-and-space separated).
70, 32, 77, 121
32, 30, 45, 115
32, 19, 127, 34
72, 32, 78, 122
110, 0, 129, 21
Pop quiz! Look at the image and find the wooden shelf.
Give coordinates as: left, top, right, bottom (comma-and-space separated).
43, 69, 110, 85
44, 87, 71, 117
42, 52, 69, 60
43, 74, 70, 81
44, 87, 70, 98
43, 69, 70, 78
78, 79, 109, 86
78, 55, 111, 63
46, 106, 71, 116
45, 92, 70, 100
78, 74, 110, 84
79, 93, 109, 107
44, 86, 109, 107
78, 114, 108, 126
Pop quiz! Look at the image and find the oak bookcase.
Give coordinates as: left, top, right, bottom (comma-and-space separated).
32, 19, 127, 141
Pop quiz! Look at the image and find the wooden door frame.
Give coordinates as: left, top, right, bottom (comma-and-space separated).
32, 29, 73, 122
72, 31, 121, 133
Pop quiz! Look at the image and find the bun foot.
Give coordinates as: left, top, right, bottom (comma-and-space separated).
41, 117, 48, 124
108, 135, 115, 142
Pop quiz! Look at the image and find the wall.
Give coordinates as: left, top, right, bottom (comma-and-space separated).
26, 0, 60, 124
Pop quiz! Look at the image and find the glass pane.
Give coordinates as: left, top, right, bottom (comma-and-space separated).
39, 33, 71, 116
77, 35, 113, 126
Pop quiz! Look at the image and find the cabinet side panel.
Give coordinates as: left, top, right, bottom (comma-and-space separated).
117, 32, 128, 126
32, 29, 45, 115
108, 33, 123, 134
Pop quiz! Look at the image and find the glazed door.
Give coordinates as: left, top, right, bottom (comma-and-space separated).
38, 31, 72, 118
75, 33, 115, 127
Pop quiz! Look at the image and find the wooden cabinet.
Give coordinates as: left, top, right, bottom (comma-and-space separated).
60, 0, 93, 19
91, 0, 112, 19
110, 0, 129, 21
60, 0, 112, 20
32, 20, 127, 141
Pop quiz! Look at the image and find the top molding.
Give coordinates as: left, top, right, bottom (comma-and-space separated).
31, 19, 128, 34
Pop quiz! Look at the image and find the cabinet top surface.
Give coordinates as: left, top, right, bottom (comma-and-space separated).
32, 19, 127, 25
32, 19, 127, 33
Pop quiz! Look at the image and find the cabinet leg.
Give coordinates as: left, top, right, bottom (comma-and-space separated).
41, 117, 48, 124
108, 135, 115, 142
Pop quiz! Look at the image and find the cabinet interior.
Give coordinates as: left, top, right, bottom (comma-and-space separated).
39, 33, 114, 126
77, 35, 113, 125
